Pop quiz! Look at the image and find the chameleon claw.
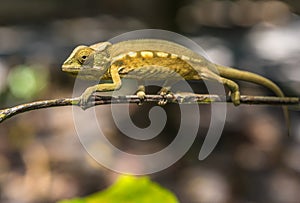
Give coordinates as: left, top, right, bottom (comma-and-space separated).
158, 93, 174, 105
79, 96, 91, 109
158, 87, 173, 106
136, 90, 146, 105
158, 99, 167, 106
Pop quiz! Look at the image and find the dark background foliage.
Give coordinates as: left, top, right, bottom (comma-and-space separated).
0, 1, 299, 202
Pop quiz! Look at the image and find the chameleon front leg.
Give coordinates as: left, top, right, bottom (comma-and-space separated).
200, 69, 241, 106
135, 81, 146, 105
79, 64, 122, 106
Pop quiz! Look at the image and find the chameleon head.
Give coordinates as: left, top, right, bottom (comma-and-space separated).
62, 45, 95, 73
62, 42, 112, 80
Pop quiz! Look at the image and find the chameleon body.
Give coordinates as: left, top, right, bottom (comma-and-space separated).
62, 39, 288, 130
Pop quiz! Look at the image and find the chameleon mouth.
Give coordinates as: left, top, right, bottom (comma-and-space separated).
61, 65, 81, 73
62, 65, 103, 80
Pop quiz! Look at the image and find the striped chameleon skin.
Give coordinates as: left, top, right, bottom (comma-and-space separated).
110, 50, 201, 80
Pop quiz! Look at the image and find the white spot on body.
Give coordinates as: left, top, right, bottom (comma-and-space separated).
127, 51, 137, 58
170, 54, 178, 59
181, 55, 190, 61
113, 54, 126, 61
140, 51, 154, 58
156, 52, 169, 58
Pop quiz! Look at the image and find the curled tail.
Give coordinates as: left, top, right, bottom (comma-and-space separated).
216, 65, 290, 135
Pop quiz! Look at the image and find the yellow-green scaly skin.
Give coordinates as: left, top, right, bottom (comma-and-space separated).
62, 39, 289, 132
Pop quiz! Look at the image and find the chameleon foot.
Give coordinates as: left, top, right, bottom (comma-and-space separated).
158, 97, 167, 106
136, 91, 146, 105
231, 91, 241, 106
158, 87, 172, 106
136, 85, 146, 105
79, 86, 96, 108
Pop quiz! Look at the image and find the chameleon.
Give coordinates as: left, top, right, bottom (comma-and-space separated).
62, 39, 289, 131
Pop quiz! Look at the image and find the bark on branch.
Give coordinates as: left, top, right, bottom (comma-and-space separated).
0, 93, 299, 123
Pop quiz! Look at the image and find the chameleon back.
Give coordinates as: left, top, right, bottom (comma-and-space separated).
106, 39, 218, 80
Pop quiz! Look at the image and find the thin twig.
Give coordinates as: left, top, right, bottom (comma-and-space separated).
0, 93, 299, 123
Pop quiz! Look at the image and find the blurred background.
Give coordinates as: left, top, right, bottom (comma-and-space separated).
0, 0, 300, 202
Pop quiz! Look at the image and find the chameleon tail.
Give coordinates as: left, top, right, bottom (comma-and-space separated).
216, 65, 290, 136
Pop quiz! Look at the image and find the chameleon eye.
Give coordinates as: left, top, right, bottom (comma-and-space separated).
78, 55, 87, 64
77, 48, 93, 64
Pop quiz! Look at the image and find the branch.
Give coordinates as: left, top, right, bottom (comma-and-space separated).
0, 93, 299, 123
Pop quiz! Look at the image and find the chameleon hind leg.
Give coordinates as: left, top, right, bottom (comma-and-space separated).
135, 80, 146, 105
79, 64, 122, 107
200, 69, 241, 106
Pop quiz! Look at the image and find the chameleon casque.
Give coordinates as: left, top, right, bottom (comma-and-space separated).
62, 39, 288, 128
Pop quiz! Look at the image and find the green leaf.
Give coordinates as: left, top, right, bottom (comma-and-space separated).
7, 65, 48, 99
58, 175, 179, 203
